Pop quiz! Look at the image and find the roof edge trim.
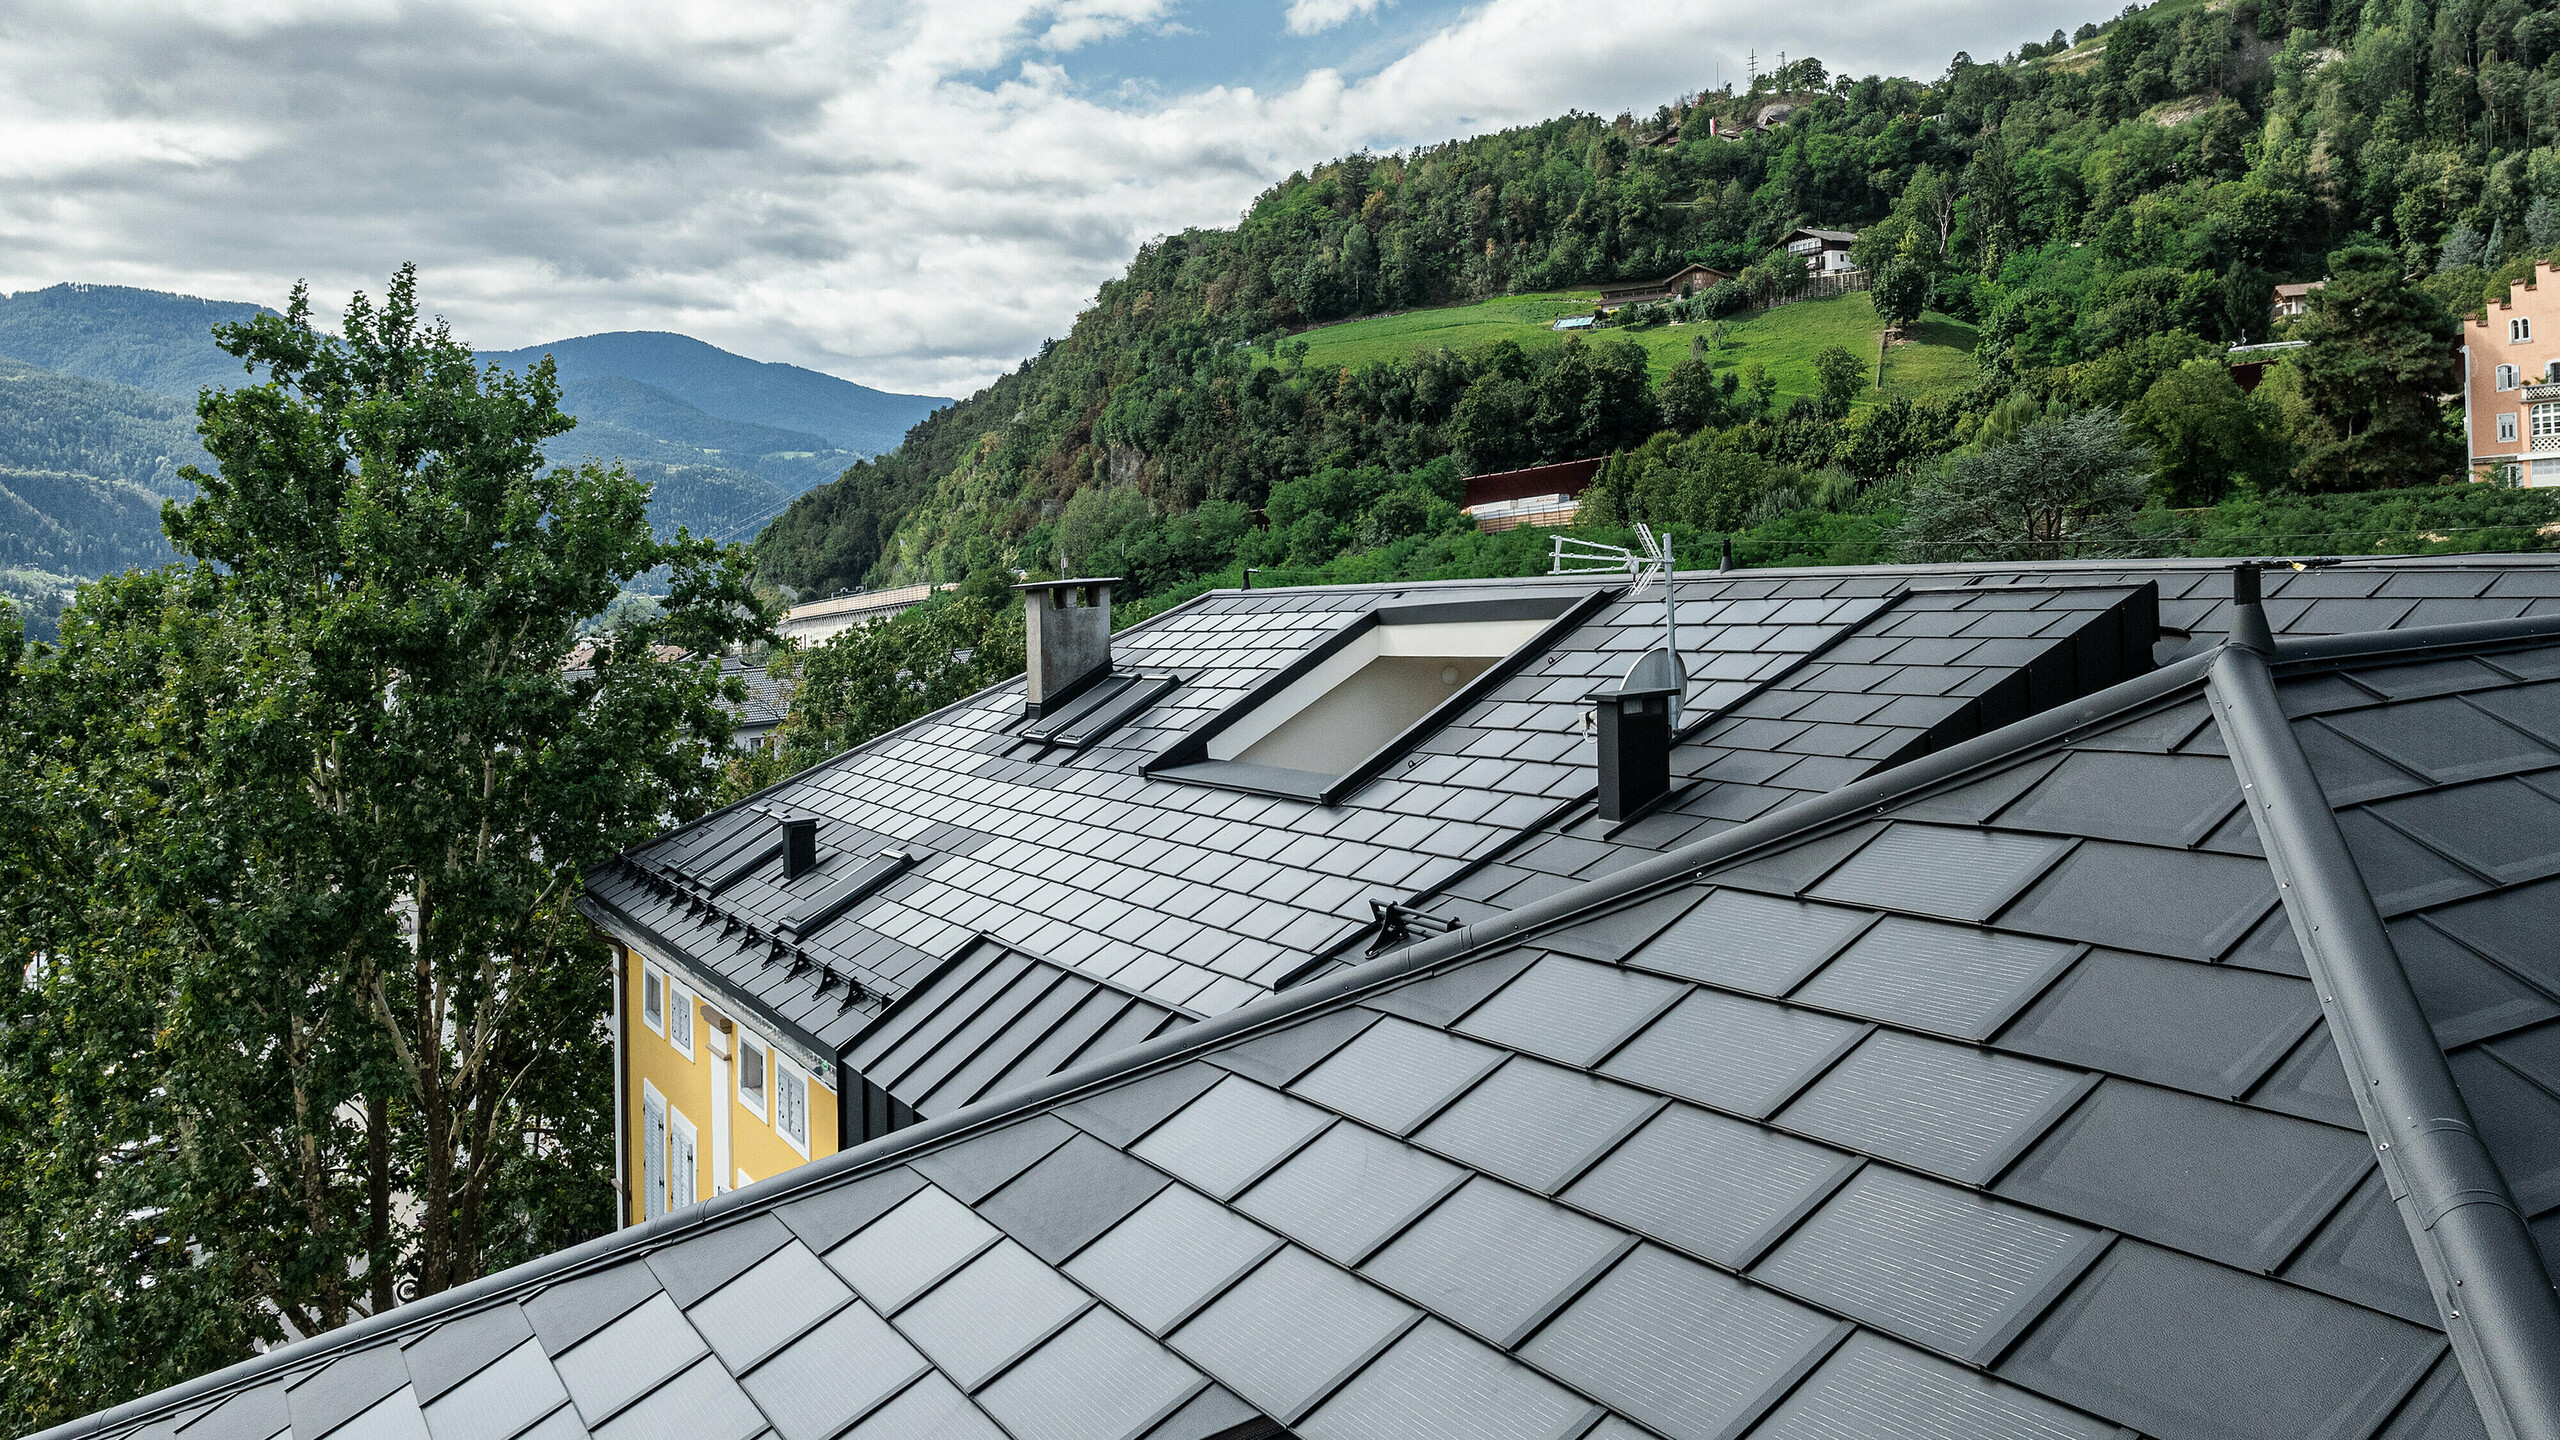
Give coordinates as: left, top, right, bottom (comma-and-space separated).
577, 891, 841, 1075
2208, 645, 2560, 1440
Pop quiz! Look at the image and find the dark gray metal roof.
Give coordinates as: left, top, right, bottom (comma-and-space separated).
581, 557, 2560, 1107
59, 598, 2560, 1440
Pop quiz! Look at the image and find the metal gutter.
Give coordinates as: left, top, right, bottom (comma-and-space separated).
611, 942, 628, 1231
2208, 644, 2560, 1440
27, 645, 2226, 1440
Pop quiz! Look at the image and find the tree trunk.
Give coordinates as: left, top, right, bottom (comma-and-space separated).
367, 1092, 392, 1314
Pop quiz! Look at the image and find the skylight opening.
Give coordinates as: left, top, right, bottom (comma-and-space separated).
1148, 589, 1614, 803
1207, 618, 1550, 776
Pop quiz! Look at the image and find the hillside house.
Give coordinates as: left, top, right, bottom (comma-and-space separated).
1458, 456, 1605, 531
2463, 262, 2560, 485
1595, 263, 1729, 306
1782, 226, 1860, 275
2272, 280, 2323, 322
47, 552, 2560, 1440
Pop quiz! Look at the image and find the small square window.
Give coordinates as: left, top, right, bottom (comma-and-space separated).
2498, 364, 2520, 390
668, 982, 695, 1060
641, 966, 665, 1036
2502, 413, 2521, 443
776, 1058, 811, 1156
739, 1033, 769, 1121
2515, 318, 2534, 343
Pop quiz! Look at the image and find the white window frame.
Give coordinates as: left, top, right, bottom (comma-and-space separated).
640, 1081, 667, 1222
2501, 412, 2520, 443
736, 1031, 769, 1122
640, 964, 665, 1037
667, 980, 695, 1060
2515, 318, 2534, 343
2498, 364, 2521, 391
2535, 404, 2560, 440
774, 1055, 811, 1158
669, 1106, 699, 1208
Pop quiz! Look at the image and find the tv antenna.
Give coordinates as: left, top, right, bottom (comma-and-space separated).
1551, 523, 1689, 725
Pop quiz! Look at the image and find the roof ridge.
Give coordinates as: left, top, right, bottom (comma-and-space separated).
2208, 645, 2560, 1440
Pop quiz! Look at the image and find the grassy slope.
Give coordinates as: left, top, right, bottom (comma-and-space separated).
1288, 291, 1981, 407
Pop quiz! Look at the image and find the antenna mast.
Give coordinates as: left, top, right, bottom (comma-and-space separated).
1550, 526, 1689, 726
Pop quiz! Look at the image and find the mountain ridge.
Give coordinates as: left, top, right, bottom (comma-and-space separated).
0, 288, 956, 610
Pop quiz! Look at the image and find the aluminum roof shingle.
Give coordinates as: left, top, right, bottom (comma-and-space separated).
585, 561, 2531, 1093
64, 598, 2560, 1440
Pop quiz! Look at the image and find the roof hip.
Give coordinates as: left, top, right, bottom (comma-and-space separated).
2209, 643, 2560, 1440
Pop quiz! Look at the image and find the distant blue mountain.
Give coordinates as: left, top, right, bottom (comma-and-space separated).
475, 331, 947, 457
0, 286, 951, 568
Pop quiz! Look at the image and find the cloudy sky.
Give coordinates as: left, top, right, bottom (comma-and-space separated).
0, 0, 2077, 400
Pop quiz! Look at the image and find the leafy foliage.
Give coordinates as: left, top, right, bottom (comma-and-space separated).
2292, 245, 2465, 492
1899, 408, 2154, 560
0, 268, 769, 1426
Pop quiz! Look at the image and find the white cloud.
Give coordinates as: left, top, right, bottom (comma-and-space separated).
1283, 0, 1388, 37
0, 0, 2076, 400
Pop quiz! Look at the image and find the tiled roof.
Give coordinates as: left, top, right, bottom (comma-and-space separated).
580, 558, 2560, 1109
53, 603, 2560, 1440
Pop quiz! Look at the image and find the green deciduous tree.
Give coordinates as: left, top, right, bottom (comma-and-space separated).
2291, 245, 2463, 492
0, 267, 768, 1426
2131, 358, 2290, 505
1898, 408, 2154, 561
1872, 258, 1932, 333
752, 572, 1027, 783
1813, 345, 1867, 417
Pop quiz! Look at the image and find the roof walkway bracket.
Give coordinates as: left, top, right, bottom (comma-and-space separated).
2208, 642, 2560, 1440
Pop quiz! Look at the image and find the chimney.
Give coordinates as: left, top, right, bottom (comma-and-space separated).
1596, 649, 1682, 821
781, 816, 819, 880
1014, 577, 1120, 716
2228, 562, 2275, 655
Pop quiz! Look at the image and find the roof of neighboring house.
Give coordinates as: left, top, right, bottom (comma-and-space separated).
48, 602, 2560, 1440
570, 559, 2560, 1099
725, 658, 790, 735
1460, 457, 1608, 508
1784, 227, 1859, 246
2274, 281, 2325, 298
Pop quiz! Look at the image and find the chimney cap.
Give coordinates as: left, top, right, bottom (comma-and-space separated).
1012, 576, 1124, 593
1607, 647, 1686, 701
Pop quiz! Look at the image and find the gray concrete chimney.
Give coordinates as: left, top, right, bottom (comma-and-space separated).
1015, 577, 1120, 716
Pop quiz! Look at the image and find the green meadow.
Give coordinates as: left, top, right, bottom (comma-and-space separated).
1285, 290, 1981, 409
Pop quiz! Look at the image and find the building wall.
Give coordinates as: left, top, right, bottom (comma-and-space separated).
622, 942, 839, 1226
2464, 261, 2560, 486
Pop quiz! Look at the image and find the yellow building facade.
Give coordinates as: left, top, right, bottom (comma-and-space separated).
616, 941, 839, 1225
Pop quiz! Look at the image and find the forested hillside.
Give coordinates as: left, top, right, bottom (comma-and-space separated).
0, 358, 205, 634
755, 0, 2560, 600
0, 285, 274, 398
